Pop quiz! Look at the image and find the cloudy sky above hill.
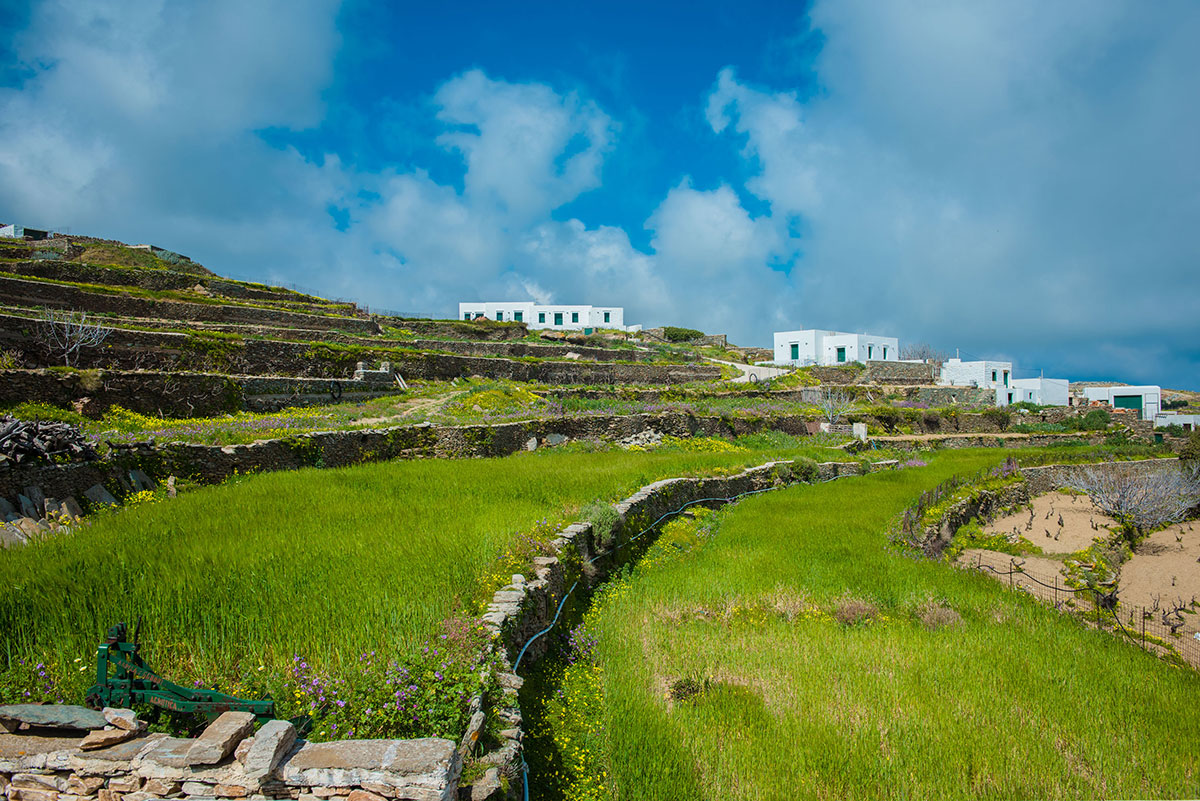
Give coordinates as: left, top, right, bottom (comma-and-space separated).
1, 1, 1197, 386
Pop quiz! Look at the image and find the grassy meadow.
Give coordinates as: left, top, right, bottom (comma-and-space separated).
0, 435, 851, 738
530, 449, 1200, 800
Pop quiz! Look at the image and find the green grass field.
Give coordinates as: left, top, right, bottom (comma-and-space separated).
531, 450, 1200, 800
0, 437, 851, 739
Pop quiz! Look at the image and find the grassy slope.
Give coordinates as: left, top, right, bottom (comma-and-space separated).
583, 450, 1200, 800
0, 441, 844, 707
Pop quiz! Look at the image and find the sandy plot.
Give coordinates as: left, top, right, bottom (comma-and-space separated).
984, 491, 1116, 555
1118, 521, 1200, 638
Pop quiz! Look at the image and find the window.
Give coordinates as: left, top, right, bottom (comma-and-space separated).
868, 345, 873, 360
554, 312, 563, 325
604, 311, 610, 323
836, 346, 846, 363
539, 312, 546, 323
1003, 370, 1009, 387
882, 347, 888, 359
571, 312, 579, 323
790, 343, 799, 360
496, 311, 503, 321
514, 311, 523, 322
464, 313, 471, 321
992, 370, 997, 382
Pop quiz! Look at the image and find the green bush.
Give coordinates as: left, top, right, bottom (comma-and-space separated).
868, 406, 902, 433
792, 457, 819, 483
1181, 430, 1200, 462
662, 326, 704, 343
1077, 409, 1111, 431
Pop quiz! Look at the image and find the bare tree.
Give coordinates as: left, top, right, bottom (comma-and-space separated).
33, 308, 112, 367
1069, 463, 1200, 540
817, 388, 855, 425
900, 343, 949, 364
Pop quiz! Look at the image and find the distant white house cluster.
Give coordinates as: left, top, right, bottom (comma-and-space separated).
457, 302, 640, 332
772, 329, 899, 366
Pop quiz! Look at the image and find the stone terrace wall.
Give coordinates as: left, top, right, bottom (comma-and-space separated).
401, 339, 676, 363
0, 709, 463, 801
1, 260, 347, 307
1022, 458, 1185, 496
477, 458, 898, 793
0, 370, 400, 418
374, 318, 527, 342
0, 276, 380, 335
863, 360, 936, 385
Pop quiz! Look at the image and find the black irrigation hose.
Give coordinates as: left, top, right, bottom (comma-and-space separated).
515, 471, 858, 801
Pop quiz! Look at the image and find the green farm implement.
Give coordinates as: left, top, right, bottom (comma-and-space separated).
84, 620, 276, 724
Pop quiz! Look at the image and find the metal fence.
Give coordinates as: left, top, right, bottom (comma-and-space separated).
962, 553, 1200, 670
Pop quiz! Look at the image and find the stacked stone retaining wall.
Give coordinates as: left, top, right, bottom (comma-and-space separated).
0, 275, 380, 335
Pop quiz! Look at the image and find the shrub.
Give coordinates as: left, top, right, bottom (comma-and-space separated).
869, 406, 902, 433
1078, 409, 1111, 431
662, 326, 704, 343
792, 457, 819, 483
834, 599, 877, 626
1181, 431, 1200, 462
918, 602, 962, 630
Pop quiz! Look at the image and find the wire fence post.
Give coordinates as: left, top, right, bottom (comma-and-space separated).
1141, 610, 1145, 649
1054, 574, 1058, 607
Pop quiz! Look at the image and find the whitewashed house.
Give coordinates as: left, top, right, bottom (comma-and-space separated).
1082, 385, 1162, 420
457, 302, 638, 332
0, 223, 51, 240
772, 329, 899, 367
939, 358, 1015, 406
1010, 377, 1070, 407
1154, 411, 1200, 431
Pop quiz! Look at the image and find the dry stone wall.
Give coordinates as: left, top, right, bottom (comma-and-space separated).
0, 276, 380, 335
0, 708, 463, 801
862, 360, 936, 384
476, 458, 898, 795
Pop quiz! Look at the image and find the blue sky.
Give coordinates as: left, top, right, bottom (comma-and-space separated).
1, 0, 1198, 387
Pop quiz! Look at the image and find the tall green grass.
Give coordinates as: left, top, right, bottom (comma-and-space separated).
0, 440, 845, 716
546, 450, 1200, 799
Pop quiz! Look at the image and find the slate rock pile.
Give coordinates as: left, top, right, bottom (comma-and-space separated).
0, 416, 98, 467
0, 705, 466, 801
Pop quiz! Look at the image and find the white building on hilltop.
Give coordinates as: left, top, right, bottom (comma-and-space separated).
1010, 377, 1070, 407
457, 301, 639, 332
939, 358, 1015, 406
1082, 385, 1162, 420
772, 329, 899, 366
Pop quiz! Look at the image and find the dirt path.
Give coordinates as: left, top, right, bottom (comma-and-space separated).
704, 357, 790, 384
1120, 521, 1200, 639
355, 392, 462, 426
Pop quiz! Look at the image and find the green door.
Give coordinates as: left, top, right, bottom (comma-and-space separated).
1113, 394, 1143, 418
554, 312, 563, 325
790, 344, 799, 360
836, 347, 846, 363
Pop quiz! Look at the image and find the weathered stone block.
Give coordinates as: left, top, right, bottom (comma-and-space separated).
83, 485, 117, 507
243, 721, 295, 778
0, 705, 107, 732
186, 712, 255, 766
12, 773, 71, 792
140, 778, 178, 797
106, 775, 142, 793
8, 788, 61, 801
101, 710, 140, 733
68, 775, 105, 795
80, 730, 137, 752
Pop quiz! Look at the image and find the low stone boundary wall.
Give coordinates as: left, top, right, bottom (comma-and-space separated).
0, 708, 462, 801
474, 458, 898, 795
0, 275, 380, 335
863, 360, 936, 384
1022, 458, 1185, 496
0, 370, 400, 418
872, 433, 1108, 451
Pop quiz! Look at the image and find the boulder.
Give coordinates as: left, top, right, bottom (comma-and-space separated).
83, 485, 117, 507
0, 497, 16, 517
58, 497, 83, 520
17, 494, 38, 519
0, 704, 107, 732
186, 711, 256, 765
22, 487, 46, 517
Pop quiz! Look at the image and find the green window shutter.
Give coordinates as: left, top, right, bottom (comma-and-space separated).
572, 312, 579, 323
539, 312, 546, 323
555, 312, 563, 325
837, 347, 846, 363
604, 312, 610, 323
790, 343, 799, 360
514, 311, 523, 322
464, 313, 470, 320
496, 311, 503, 321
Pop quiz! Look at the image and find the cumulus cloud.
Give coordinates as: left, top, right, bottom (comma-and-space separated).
704, 0, 1200, 382
1, 0, 1196, 384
